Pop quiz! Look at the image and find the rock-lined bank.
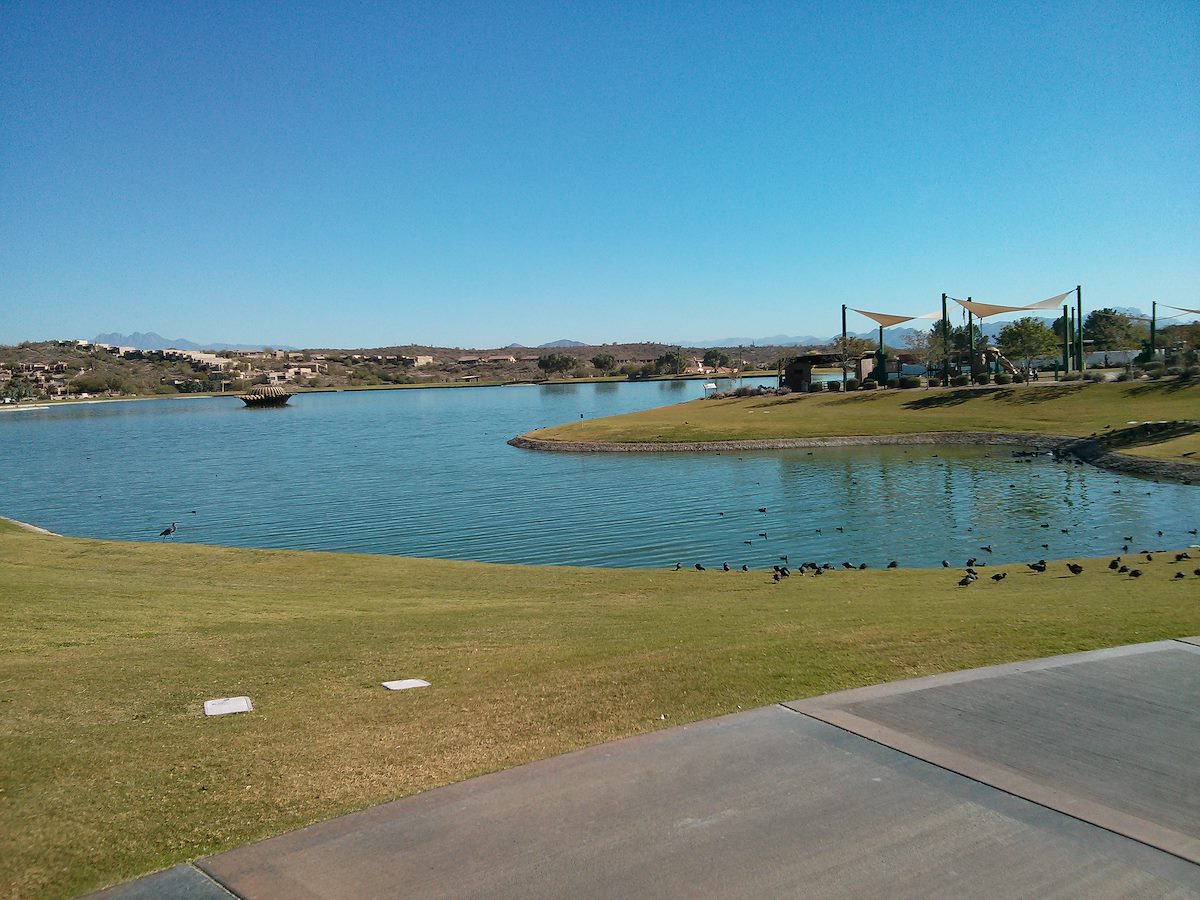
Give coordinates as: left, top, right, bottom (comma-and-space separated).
508, 429, 1199, 485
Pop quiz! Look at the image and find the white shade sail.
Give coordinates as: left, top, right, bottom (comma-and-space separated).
851, 308, 915, 328
953, 289, 1074, 319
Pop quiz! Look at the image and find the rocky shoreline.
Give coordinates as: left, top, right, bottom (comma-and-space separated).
508, 430, 1198, 484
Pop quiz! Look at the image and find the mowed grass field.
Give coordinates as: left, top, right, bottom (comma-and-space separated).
3, 521, 1199, 896
533, 380, 1199, 462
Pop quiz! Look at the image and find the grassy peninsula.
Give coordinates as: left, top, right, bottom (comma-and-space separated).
530, 380, 1199, 463
3, 520, 1199, 896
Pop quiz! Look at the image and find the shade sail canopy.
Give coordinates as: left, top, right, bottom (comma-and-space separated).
1022, 290, 1075, 310
851, 308, 915, 328
953, 290, 1074, 319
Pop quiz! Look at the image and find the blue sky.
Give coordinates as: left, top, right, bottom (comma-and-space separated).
2, 1, 1196, 348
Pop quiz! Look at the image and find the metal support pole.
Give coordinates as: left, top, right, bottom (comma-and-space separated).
941, 293, 949, 382
841, 304, 847, 389
1150, 301, 1157, 356
1065, 304, 1075, 372
1069, 308, 1076, 372
968, 301, 975, 377
1076, 284, 1083, 371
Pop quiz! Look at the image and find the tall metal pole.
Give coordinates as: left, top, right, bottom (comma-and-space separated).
1069, 308, 1076, 372
941, 293, 949, 382
1150, 300, 1157, 356
841, 304, 847, 389
1065, 303, 1075, 374
967, 299, 975, 377
1075, 284, 1084, 371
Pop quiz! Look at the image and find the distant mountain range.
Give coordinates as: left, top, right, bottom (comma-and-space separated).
93, 332, 295, 352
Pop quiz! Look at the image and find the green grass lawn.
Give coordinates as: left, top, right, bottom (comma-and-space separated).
534, 380, 1199, 462
3, 520, 1198, 897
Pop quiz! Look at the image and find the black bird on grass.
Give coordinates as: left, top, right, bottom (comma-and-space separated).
966, 557, 977, 567
887, 561, 898, 569
1118, 565, 1130, 573
158, 522, 177, 538
1129, 569, 1143, 578
1175, 552, 1192, 562
958, 575, 975, 587
1027, 561, 1047, 572
858, 563, 868, 570
741, 564, 749, 572
842, 562, 854, 569
673, 562, 682, 570
1067, 563, 1084, 575
1145, 553, 1154, 562
942, 560, 950, 568
1108, 558, 1121, 570
1174, 572, 1186, 580
722, 562, 730, 571
991, 572, 1007, 582
695, 563, 706, 571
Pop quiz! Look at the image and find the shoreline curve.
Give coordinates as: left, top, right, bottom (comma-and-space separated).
508, 431, 1198, 485
1, 514, 62, 536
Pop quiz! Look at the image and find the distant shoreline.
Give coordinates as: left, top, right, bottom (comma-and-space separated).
0, 371, 777, 411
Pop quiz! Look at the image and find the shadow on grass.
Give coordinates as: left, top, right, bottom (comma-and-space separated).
986, 384, 1083, 405
1127, 378, 1199, 397
901, 390, 977, 410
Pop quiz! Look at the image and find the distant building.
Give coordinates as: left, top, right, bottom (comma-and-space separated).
401, 355, 434, 367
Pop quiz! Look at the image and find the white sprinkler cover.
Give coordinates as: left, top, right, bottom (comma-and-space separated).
382, 679, 431, 691
204, 696, 254, 716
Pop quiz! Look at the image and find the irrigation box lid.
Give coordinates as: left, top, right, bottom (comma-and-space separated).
204, 696, 253, 716
382, 679, 430, 691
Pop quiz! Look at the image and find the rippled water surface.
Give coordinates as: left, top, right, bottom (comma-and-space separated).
1, 380, 1196, 568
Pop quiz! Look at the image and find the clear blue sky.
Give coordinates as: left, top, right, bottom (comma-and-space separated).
2, 1, 1197, 348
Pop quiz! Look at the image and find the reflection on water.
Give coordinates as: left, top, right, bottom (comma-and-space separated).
0, 380, 1195, 568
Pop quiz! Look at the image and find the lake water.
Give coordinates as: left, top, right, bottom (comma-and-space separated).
1, 379, 1195, 569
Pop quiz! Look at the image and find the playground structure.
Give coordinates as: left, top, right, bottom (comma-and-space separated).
780, 287, 1193, 390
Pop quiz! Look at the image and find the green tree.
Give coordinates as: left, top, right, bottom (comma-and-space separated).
2, 375, 36, 400
1083, 308, 1146, 350
948, 323, 984, 352
537, 353, 577, 377
654, 350, 688, 375
590, 353, 616, 373
702, 349, 731, 369
997, 317, 1058, 374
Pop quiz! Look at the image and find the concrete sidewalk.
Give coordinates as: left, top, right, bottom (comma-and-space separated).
98, 638, 1200, 898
